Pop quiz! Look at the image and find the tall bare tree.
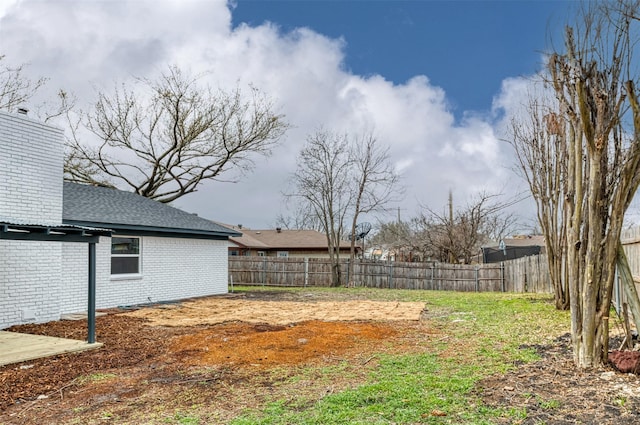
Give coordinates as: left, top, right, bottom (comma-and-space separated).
507, 95, 570, 310
64, 65, 288, 202
547, 0, 640, 368
346, 133, 401, 284
0, 55, 46, 112
288, 129, 400, 286
290, 130, 353, 286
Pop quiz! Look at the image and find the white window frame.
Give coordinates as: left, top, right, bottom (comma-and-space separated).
277, 251, 289, 258
110, 235, 142, 279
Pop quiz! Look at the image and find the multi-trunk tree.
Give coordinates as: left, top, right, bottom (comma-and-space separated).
549, 0, 640, 368
288, 129, 400, 286
511, 0, 640, 368
508, 95, 570, 310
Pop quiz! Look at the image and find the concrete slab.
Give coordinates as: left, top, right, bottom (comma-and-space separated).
0, 331, 102, 367
60, 311, 107, 321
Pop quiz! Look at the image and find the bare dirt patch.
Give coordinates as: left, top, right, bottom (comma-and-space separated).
173, 320, 398, 368
0, 291, 428, 424
122, 295, 426, 325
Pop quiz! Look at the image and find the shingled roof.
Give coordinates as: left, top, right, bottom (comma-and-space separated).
62, 182, 239, 238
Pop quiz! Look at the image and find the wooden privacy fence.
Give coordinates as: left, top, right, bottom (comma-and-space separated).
614, 227, 640, 312
228, 255, 552, 293
622, 227, 640, 276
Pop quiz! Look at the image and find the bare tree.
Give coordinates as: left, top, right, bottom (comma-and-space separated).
416, 191, 519, 264
290, 130, 353, 286
547, 0, 640, 368
64, 65, 289, 202
287, 129, 400, 286
0, 55, 46, 112
507, 95, 570, 310
346, 133, 401, 284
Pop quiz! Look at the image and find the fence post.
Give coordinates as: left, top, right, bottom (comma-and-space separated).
365, 261, 370, 288
501, 262, 505, 292
430, 264, 435, 290
304, 257, 309, 287
346, 258, 350, 285
262, 257, 267, 286
389, 262, 394, 289
475, 266, 479, 292
524, 259, 528, 293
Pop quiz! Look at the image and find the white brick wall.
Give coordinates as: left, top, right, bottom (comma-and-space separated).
0, 111, 64, 224
59, 236, 229, 314
135, 236, 228, 305
0, 240, 62, 328
59, 240, 101, 316
3, 235, 229, 328
0, 111, 66, 329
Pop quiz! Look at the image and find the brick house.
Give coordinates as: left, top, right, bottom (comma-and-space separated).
0, 110, 239, 329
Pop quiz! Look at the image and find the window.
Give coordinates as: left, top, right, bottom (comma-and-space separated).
229, 250, 239, 256
111, 236, 141, 275
277, 251, 289, 258
257, 251, 266, 257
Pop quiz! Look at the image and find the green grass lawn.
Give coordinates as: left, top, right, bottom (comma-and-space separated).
228, 286, 570, 425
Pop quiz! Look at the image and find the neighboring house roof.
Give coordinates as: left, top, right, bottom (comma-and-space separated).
229, 228, 351, 250
481, 235, 546, 263
482, 235, 546, 249
501, 235, 546, 247
62, 182, 240, 238
229, 230, 269, 249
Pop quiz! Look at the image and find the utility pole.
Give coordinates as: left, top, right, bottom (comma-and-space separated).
448, 190, 455, 263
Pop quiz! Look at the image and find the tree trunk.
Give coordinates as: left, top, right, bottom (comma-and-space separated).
328, 244, 342, 287
570, 150, 620, 368
547, 244, 569, 310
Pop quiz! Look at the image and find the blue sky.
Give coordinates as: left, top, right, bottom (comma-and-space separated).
0, 0, 577, 229
232, 0, 573, 118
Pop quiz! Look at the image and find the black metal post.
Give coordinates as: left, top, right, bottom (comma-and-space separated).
88, 242, 97, 344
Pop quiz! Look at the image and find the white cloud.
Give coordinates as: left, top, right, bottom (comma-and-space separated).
0, 0, 19, 20
0, 0, 534, 228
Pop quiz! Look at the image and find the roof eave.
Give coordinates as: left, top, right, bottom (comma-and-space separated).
63, 220, 241, 238
1, 221, 112, 243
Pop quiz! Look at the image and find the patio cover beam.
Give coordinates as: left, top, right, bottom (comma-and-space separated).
1, 222, 111, 343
